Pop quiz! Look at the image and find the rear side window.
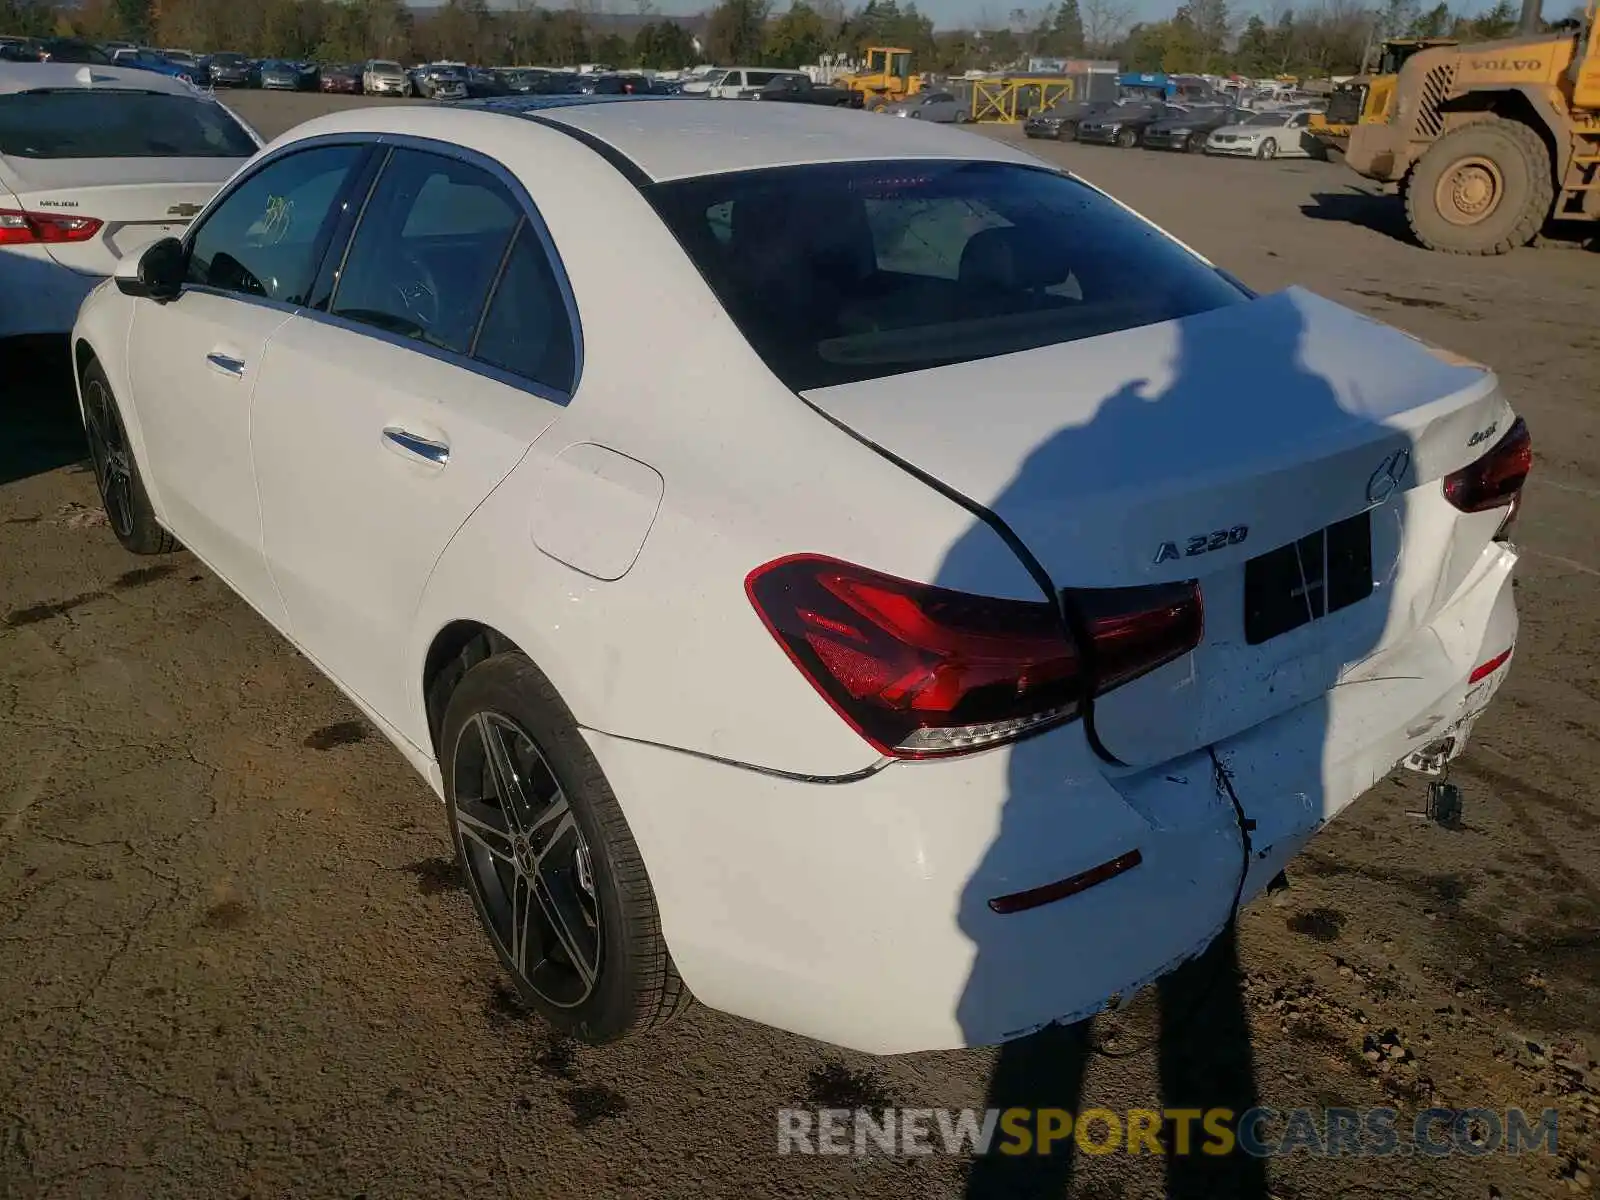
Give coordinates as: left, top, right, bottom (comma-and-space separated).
647, 160, 1246, 391
0, 91, 257, 159
330, 148, 520, 355
474, 224, 575, 394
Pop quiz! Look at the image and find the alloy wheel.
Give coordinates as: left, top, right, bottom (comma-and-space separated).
452, 711, 601, 1008
82, 377, 135, 539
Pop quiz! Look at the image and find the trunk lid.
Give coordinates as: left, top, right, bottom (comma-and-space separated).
0, 156, 239, 274
802, 286, 1510, 766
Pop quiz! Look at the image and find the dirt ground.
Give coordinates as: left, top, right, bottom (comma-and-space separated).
1, 92, 1597, 1200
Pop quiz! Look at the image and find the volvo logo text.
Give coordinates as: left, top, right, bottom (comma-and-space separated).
1367, 448, 1411, 505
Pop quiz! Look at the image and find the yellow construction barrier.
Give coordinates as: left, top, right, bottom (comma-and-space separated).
969, 75, 1074, 123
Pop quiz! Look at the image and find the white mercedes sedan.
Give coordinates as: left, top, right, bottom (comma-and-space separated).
0, 63, 260, 340
71, 97, 1528, 1055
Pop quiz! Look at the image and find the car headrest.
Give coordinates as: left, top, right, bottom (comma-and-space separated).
958, 225, 1070, 291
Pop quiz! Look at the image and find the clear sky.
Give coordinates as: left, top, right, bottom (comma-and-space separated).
478, 0, 1511, 32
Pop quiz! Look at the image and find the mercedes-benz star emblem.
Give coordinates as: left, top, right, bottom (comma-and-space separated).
1367, 447, 1411, 506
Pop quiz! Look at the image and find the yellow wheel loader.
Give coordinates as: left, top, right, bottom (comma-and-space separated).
1310, 38, 1458, 153
1345, 0, 1600, 253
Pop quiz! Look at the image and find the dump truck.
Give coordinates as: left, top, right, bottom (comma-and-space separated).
841, 47, 924, 110
1345, 0, 1600, 253
1310, 37, 1458, 152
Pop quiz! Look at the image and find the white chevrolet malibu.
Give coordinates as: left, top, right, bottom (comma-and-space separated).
0, 62, 261, 340
70, 97, 1529, 1054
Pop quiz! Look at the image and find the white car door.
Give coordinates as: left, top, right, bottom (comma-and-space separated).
129, 141, 369, 622
251, 145, 573, 734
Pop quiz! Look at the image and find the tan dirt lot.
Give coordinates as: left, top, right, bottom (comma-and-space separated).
0, 91, 1596, 1199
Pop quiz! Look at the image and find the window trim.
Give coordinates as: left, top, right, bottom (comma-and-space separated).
172, 130, 583, 406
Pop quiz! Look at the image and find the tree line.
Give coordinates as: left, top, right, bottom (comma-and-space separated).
1, 0, 1583, 77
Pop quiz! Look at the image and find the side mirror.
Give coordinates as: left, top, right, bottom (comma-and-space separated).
115, 236, 185, 302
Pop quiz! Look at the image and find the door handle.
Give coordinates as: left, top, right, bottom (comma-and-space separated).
382, 426, 450, 467
205, 352, 246, 377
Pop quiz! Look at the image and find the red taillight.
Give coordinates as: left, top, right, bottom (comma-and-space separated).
0, 209, 104, 247
745, 554, 1202, 759
1443, 417, 1531, 515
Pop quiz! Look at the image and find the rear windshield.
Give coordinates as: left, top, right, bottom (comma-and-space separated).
0, 91, 257, 159
647, 160, 1246, 391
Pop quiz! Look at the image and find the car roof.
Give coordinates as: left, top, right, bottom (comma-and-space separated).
370, 95, 1040, 183
0, 62, 202, 96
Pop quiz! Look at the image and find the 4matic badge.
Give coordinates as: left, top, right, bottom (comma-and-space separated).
1154, 525, 1249, 564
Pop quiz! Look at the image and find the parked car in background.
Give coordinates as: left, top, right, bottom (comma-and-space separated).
582, 72, 650, 96
465, 67, 509, 98
111, 48, 200, 84
754, 74, 859, 107
320, 63, 363, 94
1141, 105, 1239, 152
207, 51, 257, 88
415, 63, 468, 100
492, 67, 533, 93
0, 36, 41, 59
679, 67, 724, 95
650, 77, 685, 95
1205, 109, 1321, 159
69, 96, 1528, 1059
1022, 99, 1116, 140
882, 89, 965, 121
363, 59, 410, 96
34, 38, 113, 65
0, 63, 259, 342
259, 59, 310, 91
1076, 102, 1185, 148
707, 68, 803, 99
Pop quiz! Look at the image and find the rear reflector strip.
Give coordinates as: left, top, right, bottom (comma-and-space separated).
987, 849, 1143, 915
1469, 647, 1512, 685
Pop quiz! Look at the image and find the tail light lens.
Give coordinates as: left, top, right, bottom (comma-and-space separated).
0, 209, 103, 246
1443, 417, 1531, 514
746, 554, 1202, 759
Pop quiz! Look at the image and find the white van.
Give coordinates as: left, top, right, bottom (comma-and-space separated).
706, 67, 806, 99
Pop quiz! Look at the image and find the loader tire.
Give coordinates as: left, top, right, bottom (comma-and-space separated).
1404, 117, 1553, 255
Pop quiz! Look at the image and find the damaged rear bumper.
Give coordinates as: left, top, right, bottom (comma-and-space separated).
578, 543, 1517, 1055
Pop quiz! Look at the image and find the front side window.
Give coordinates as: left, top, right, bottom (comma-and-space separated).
648, 160, 1246, 391
330, 148, 520, 355
0, 90, 257, 159
185, 143, 365, 303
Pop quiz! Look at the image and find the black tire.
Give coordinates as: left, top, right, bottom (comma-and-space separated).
1185, 132, 1205, 153
1056, 121, 1077, 141
1404, 117, 1553, 255
953, 109, 968, 124
1116, 126, 1138, 148
1257, 137, 1277, 160
441, 650, 690, 1043
79, 359, 177, 556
